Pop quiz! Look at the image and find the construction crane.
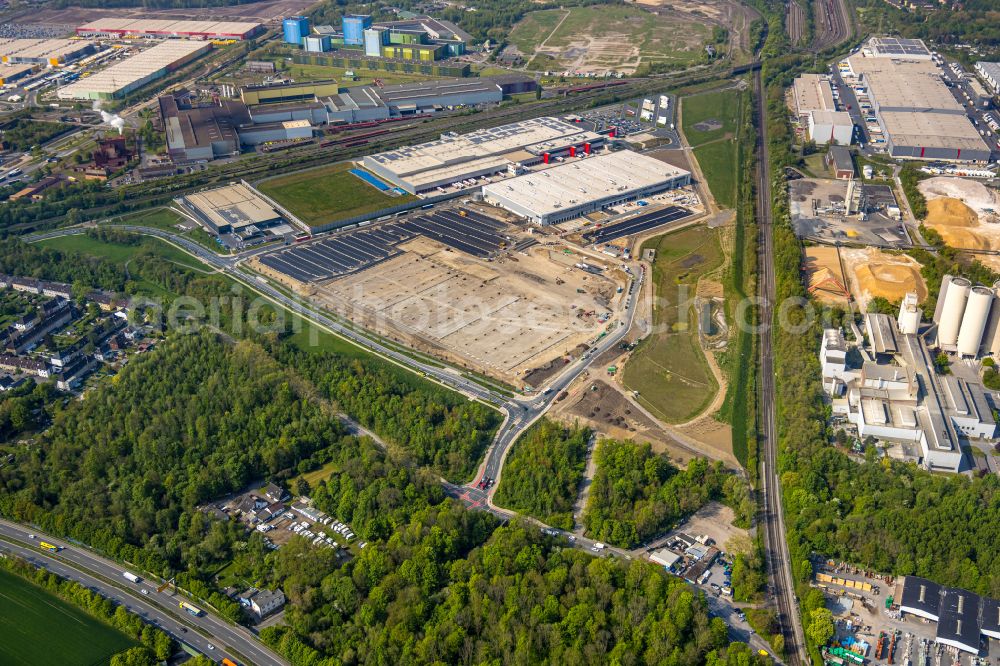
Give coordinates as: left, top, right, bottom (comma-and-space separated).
156, 577, 175, 594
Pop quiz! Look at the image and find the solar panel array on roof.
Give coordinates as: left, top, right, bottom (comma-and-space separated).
870, 37, 932, 58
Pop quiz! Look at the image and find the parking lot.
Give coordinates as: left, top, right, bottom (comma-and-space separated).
583, 205, 691, 243
257, 207, 511, 283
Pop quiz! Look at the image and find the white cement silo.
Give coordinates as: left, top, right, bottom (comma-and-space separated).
937, 276, 971, 347
957, 285, 993, 356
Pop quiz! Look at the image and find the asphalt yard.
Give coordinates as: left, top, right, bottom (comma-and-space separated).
583, 205, 690, 244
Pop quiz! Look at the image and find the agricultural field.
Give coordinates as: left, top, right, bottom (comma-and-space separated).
509, 5, 710, 74
0, 569, 136, 666
682, 88, 743, 208
622, 225, 723, 423
257, 163, 417, 228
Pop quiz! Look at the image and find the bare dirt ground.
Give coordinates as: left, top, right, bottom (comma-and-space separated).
13, 0, 312, 24
803, 245, 851, 306
918, 177, 1000, 267
313, 238, 626, 385
647, 148, 694, 172
840, 247, 926, 311
679, 501, 747, 548
552, 376, 701, 465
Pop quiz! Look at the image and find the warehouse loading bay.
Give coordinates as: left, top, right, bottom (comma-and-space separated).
250, 202, 638, 385
810, 558, 1000, 666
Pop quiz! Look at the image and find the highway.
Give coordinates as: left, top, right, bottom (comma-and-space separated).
752, 70, 809, 666
0, 519, 287, 666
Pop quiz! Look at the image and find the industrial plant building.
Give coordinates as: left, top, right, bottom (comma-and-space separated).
238, 77, 508, 125
159, 93, 315, 160
58, 41, 210, 100
840, 38, 991, 161
481, 150, 691, 225
791, 73, 854, 145
0, 39, 95, 66
76, 18, 263, 41
240, 80, 340, 106
293, 13, 468, 61
160, 94, 247, 161
180, 183, 290, 239
896, 576, 1000, 654
362, 116, 606, 194
820, 291, 997, 473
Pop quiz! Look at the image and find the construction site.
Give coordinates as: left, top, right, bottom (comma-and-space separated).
249, 204, 631, 386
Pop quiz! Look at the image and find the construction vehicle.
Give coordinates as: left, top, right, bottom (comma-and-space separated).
156, 577, 175, 594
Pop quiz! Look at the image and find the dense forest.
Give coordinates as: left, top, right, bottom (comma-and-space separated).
0, 333, 346, 578
270, 343, 500, 482
262, 507, 769, 666
0, 238, 128, 291
0, 118, 74, 152
583, 441, 748, 549
492, 420, 590, 530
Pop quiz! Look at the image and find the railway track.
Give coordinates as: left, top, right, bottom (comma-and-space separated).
809, 0, 851, 52
752, 68, 809, 666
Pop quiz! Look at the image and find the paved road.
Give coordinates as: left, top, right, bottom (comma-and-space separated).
752, 70, 808, 666
0, 519, 287, 666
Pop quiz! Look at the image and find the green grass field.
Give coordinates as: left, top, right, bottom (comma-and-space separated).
682, 89, 743, 209
110, 208, 225, 255
509, 5, 707, 72
509, 9, 566, 54
0, 569, 136, 666
257, 163, 417, 228
681, 89, 741, 147
621, 226, 722, 423
693, 140, 739, 209
37, 234, 207, 274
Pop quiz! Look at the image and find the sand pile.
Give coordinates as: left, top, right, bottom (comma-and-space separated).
841, 247, 926, 309
855, 261, 926, 302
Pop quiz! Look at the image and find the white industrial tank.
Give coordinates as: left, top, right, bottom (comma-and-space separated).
938, 276, 971, 347
897, 292, 922, 335
958, 285, 994, 356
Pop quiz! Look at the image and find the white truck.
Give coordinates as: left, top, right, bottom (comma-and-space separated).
123, 572, 141, 584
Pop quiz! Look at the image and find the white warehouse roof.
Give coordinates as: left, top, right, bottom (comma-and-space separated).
482, 150, 689, 221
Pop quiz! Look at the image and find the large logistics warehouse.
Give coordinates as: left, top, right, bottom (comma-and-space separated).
76, 18, 263, 41
482, 150, 691, 225
842, 38, 991, 162
0, 39, 95, 66
363, 116, 605, 194
58, 41, 210, 100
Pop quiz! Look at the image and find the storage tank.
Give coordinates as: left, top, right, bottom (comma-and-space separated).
957, 285, 993, 356
897, 291, 922, 335
937, 276, 971, 347
980, 280, 1000, 356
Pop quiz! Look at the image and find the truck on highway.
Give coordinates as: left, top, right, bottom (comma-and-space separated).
123, 572, 141, 584
179, 601, 204, 617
